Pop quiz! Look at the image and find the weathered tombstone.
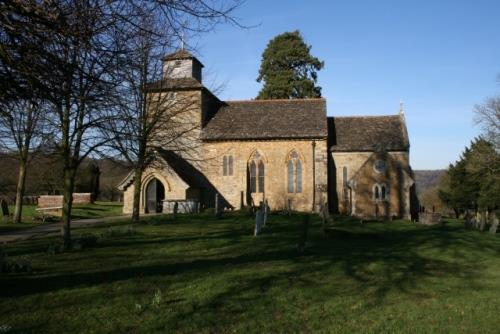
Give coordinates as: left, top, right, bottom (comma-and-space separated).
320, 202, 329, 225
254, 208, 263, 236
479, 211, 486, 231
263, 200, 269, 226
1, 200, 9, 218
297, 214, 310, 254
489, 211, 498, 234
215, 193, 223, 218
464, 210, 472, 229
173, 201, 178, 220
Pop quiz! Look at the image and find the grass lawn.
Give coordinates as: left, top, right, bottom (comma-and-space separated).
0, 202, 123, 234
0, 213, 499, 333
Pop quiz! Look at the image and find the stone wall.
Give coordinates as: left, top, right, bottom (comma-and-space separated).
201, 139, 329, 212
38, 193, 92, 208
331, 151, 410, 215
331, 151, 413, 219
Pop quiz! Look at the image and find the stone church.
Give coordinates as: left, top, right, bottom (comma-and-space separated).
118, 50, 417, 219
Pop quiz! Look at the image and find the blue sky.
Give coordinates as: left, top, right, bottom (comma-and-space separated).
188, 0, 499, 170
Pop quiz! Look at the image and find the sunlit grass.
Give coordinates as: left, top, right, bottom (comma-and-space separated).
0, 213, 499, 333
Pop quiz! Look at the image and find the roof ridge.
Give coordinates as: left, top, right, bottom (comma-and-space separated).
334, 114, 400, 119
224, 98, 325, 103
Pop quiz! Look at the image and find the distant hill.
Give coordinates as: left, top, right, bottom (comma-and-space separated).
413, 170, 445, 194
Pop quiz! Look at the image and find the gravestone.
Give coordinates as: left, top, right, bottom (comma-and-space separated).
464, 210, 472, 229
1, 200, 9, 217
418, 212, 442, 225
173, 201, 178, 219
215, 193, 223, 218
263, 200, 269, 226
286, 199, 292, 216
479, 211, 486, 231
297, 214, 310, 254
254, 208, 263, 236
320, 202, 329, 225
489, 211, 498, 235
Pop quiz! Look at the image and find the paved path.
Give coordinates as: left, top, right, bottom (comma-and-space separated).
0, 215, 133, 244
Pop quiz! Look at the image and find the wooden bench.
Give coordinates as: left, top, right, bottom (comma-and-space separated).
35, 206, 63, 223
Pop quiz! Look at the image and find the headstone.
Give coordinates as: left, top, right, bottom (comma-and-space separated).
418, 212, 442, 225
215, 193, 222, 218
173, 201, 178, 219
254, 209, 263, 236
263, 200, 269, 226
297, 214, 310, 254
1, 200, 9, 217
320, 202, 329, 225
464, 210, 473, 229
479, 211, 486, 231
489, 211, 498, 235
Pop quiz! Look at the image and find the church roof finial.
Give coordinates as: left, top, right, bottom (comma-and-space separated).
399, 99, 404, 116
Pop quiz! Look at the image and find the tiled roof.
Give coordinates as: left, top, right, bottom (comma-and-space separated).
201, 99, 328, 141
330, 115, 409, 152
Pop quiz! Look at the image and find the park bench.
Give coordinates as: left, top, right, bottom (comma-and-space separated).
35, 206, 63, 223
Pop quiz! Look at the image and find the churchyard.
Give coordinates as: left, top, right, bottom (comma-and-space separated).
1, 212, 499, 333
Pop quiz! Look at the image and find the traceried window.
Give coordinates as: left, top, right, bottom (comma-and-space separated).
287, 150, 303, 193
223, 155, 233, 176
373, 183, 389, 201
249, 151, 265, 193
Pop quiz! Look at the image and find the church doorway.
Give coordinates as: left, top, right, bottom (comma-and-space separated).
145, 178, 165, 213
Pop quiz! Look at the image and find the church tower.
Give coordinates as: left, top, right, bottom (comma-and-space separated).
162, 50, 204, 82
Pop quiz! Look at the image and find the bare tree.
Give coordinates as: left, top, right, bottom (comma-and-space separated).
0, 99, 43, 223
474, 95, 500, 150
105, 10, 204, 223
1, 0, 243, 246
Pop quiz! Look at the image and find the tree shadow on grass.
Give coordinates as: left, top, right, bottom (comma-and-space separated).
1, 217, 498, 317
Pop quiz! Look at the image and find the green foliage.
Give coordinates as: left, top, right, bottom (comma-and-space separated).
439, 138, 500, 212
257, 31, 324, 99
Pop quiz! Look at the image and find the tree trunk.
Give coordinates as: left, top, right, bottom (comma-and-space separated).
454, 208, 460, 219
132, 167, 143, 224
13, 160, 27, 224
61, 167, 76, 249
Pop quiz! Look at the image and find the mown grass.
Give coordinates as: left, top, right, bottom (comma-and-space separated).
0, 202, 123, 233
0, 213, 499, 333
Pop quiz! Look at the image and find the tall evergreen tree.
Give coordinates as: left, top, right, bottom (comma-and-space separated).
256, 31, 324, 99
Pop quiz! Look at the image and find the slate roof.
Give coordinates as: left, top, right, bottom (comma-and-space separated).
201, 99, 328, 141
145, 77, 203, 92
329, 115, 409, 152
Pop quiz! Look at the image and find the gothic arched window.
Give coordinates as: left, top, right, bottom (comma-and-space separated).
374, 184, 380, 200
249, 151, 265, 193
287, 150, 303, 193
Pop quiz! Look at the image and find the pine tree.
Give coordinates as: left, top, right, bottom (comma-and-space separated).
256, 31, 324, 99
